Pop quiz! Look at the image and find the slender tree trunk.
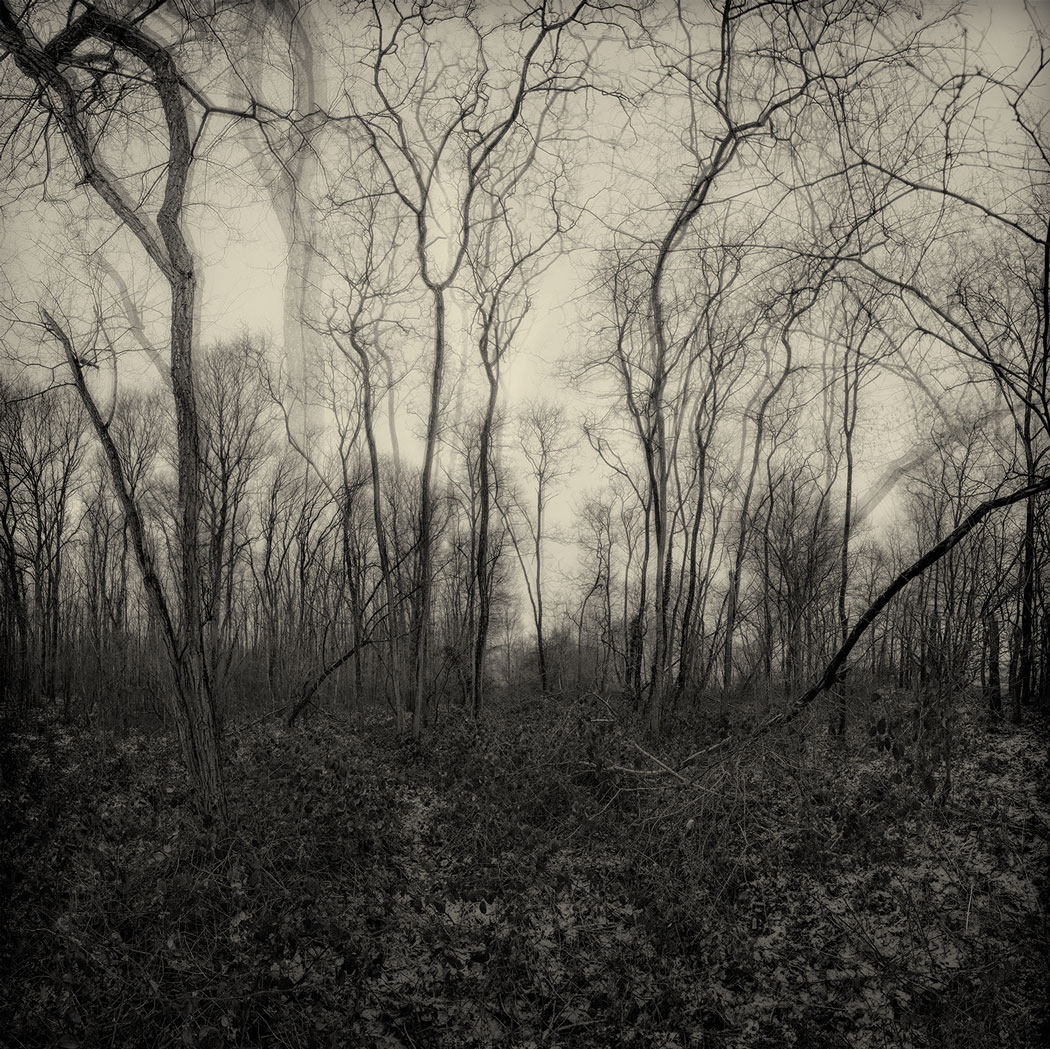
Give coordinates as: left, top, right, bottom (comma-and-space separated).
985, 610, 1002, 718
412, 287, 447, 735
1018, 485, 1036, 712
834, 366, 857, 737
676, 445, 706, 701
645, 412, 671, 734
1038, 611, 1049, 710
535, 488, 548, 695
725, 335, 795, 693
352, 340, 404, 731
471, 367, 499, 718
1009, 619, 1023, 724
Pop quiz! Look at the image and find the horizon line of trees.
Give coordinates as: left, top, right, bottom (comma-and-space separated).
2, 333, 1045, 728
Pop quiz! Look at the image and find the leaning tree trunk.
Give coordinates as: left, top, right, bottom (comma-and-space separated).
52, 318, 227, 822
677, 476, 1050, 774
759, 475, 1050, 737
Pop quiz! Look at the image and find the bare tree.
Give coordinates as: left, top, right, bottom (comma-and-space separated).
464, 191, 562, 715
346, 0, 606, 733
0, 3, 230, 817
802, 18, 1050, 720
307, 183, 412, 729
574, 0, 933, 735
502, 400, 572, 695
0, 380, 84, 707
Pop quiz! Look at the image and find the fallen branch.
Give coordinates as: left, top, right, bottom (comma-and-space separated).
627, 739, 689, 783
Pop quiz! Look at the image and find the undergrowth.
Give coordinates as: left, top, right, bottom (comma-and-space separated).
1, 696, 1046, 1048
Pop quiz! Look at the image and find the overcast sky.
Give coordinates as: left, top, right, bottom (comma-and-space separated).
2, 0, 1046, 606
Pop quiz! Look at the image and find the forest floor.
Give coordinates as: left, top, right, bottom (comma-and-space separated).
1, 691, 1047, 1049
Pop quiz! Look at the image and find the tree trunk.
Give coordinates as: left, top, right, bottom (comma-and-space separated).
1009, 620, 1023, 724
1018, 492, 1036, 713
412, 287, 448, 735
985, 611, 1002, 718
534, 482, 549, 695
471, 368, 499, 718
349, 336, 404, 732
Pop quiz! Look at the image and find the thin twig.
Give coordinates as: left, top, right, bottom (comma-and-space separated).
626, 739, 689, 783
